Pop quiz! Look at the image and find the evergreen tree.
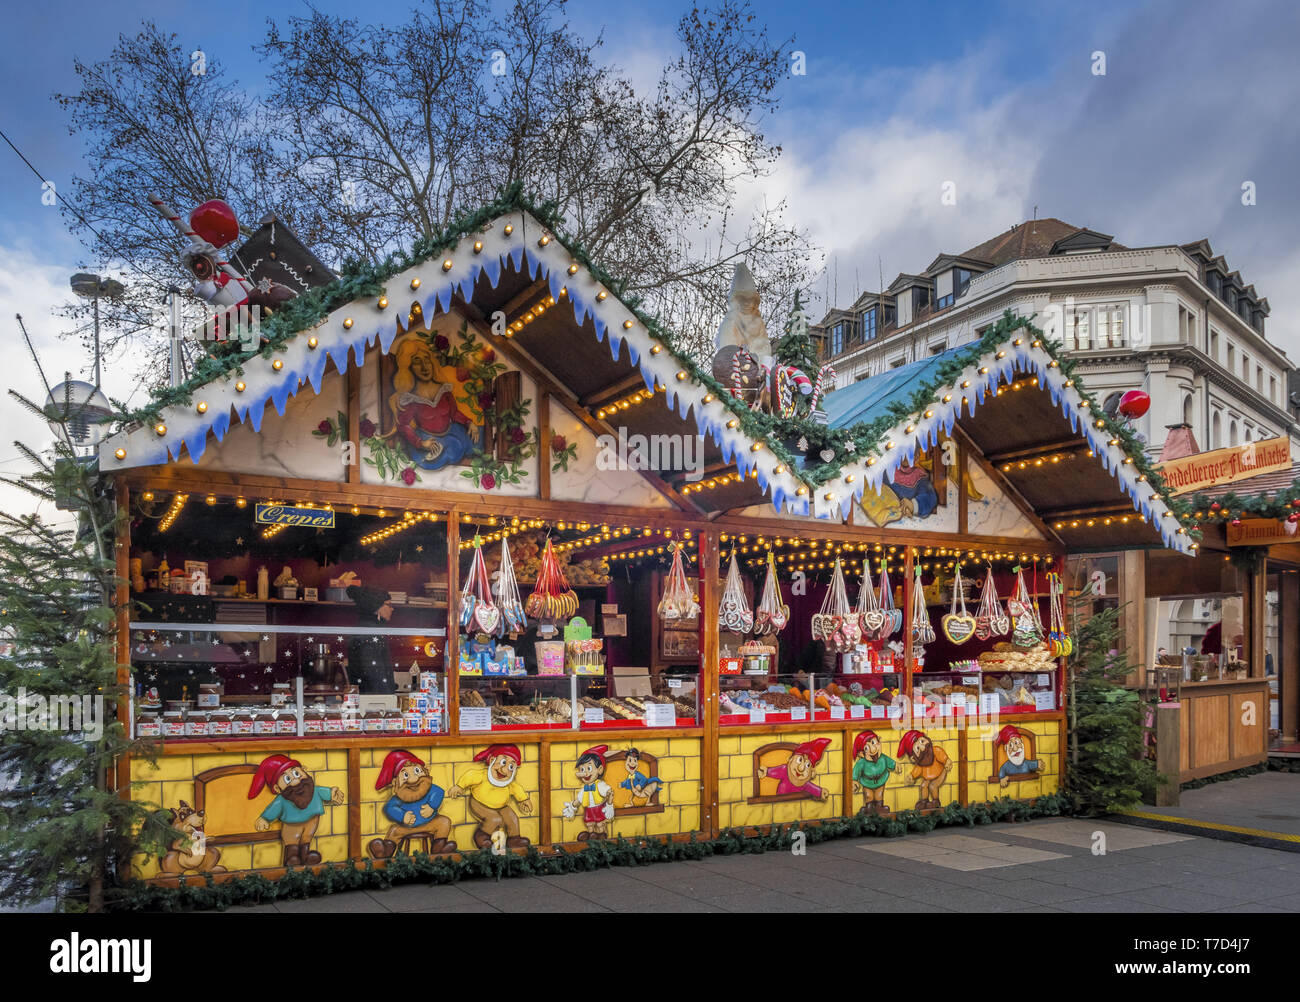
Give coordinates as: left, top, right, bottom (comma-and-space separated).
1064, 604, 1158, 813
773, 289, 820, 376
0, 340, 167, 911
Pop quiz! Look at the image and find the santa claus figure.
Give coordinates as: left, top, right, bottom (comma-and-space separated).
448, 744, 533, 849
995, 725, 1042, 787
565, 745, 615, 840
897, 730, 952, 810
249, 754, 345, 867
715, 263, 772, 359
369, 750, 457, 858
759, 738, 831, 801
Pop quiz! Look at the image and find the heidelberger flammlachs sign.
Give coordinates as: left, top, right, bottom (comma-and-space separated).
1156, 436, 1291, 496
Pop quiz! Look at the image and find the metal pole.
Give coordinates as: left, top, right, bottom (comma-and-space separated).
92, 292, 101, 389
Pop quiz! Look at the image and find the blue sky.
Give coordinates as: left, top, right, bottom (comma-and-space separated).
1, 0, 1298, 510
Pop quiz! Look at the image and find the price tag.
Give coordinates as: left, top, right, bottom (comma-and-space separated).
830, 706, 846, 720
966, 699, 979, 716
1034, 691, 1056, 711
849, 704, 866, 719
961, 675, 980, 686
887, 704, 902, 719
938, 702, 953, 717
645, 703, 676, 727
979, 693, 1001, 715
870, 705, 885, 719
1037, 674, 1051, 687
583, 707, 605, 724
667, 677, 683, 690
749, 708, 766, 724
458, 707, 491, 732
790, 707, 808, 722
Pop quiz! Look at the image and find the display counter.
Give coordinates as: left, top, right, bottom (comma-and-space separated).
1175, 677, 1269, 782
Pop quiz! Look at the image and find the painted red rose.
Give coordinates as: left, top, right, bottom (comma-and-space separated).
478, 391, 495, 410
433, 334, 449, 351
551, 434, 567, 452
401, 467, 416, 486
359, 418, 377, 439
510, 426, 526, 445
481, 348, 496, 363
480, 473, 496, 490
317, 420, 332, 434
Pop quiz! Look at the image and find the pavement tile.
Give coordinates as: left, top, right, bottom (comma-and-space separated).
988, 878, 1101, 904
962, 843, 1069, 864
1060, 895, 1179, 913
1206, 903, 1295, 912
707, 889, 825, 912
459, 876, 609, 911
362, 883, 498, 912
1164, 872, 1299, 903
272, 891, 392, 913
1120, 885, 1242, 912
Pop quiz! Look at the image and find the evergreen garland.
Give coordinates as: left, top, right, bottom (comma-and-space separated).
109, 792, 1068, 911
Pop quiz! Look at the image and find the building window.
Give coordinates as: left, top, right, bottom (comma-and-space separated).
1271, 375, 1277, 402
1227, 344, 1235, 373
1183, 394, 1193, 426
1210, 328, 1219, 360
929, 341, 946, 355
936, 292, 954, 310
1229, 420, 1238, 447
890, 356, 906, 369
862, 307, 878, 341
1257, 366, 1264, 393
1241, 352, 1249, 380
1069, 308, 1091, 350
1212, 411, 1222, 448
955, 268, 974, 297
831, 323, 844, 356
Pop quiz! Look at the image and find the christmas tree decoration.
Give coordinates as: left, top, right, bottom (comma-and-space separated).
940, 564, 976, 644
718, 551, 754, 634
657, 542, 699, 622
752, 550, 788, 634
525, 537, 579, 622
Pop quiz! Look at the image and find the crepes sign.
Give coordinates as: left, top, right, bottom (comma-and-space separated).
1156, 436, 1291, 495
255, 503, 335, 528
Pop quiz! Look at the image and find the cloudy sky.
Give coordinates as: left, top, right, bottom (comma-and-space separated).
1, 0, 1298, 518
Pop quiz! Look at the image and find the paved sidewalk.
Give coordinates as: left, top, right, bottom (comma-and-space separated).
218, 816, 1300, 913
1119, 771, 1300, 847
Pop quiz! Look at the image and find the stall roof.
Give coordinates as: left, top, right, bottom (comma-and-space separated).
99, 200, 1190, 553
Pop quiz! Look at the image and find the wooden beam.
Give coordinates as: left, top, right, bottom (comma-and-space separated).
700, 528, 721, 837
1281, 570, 1299, 740
985, 439, 1090, 466
1039, 502, 1145, 521
957, 442, 969, 535
949, 423, 1064, 548
452, 302, 704, 515
537, 391, 551, 501
346, 363, 361, 486
579, 372, 647, 409
446, 509, 461, 735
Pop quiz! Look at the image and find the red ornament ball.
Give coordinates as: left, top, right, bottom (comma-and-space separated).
1289, 514, 1299, 524
1231, 517, 1242, 527
1210, 501, 1221, 510
190, 199, 240, 248
1117, 389, 1150, 419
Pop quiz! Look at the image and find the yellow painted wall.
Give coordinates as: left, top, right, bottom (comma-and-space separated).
132, 748, 351, 879
549, 738, 701, 842
964, 721, 1061, 805
359, 743, 541, 850
717, 731, 844, 829
842, 725, 963, 815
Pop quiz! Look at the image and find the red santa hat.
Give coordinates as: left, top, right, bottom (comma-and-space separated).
473, 744, 522, 765
247, 754, 300, 799
376, 749, 426, 790
793, 737, 831, 764
579, 745, 609, 766
995, 725, 1022, 746
897, 730, 925, 758
853, 730, 881, 758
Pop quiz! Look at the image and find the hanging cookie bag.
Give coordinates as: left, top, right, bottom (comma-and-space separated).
753, 550, 789, 635
940, 564, 977, 644
878, 563, 903, 638
910, 566, 935, 646
856, 560, 886, 639
656, 542, 699, 622
495, 537, 527, 635
719, 551, 754, 634
459, 536, 501, 635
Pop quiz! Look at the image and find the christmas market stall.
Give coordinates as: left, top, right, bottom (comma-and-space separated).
99, 192, 1191, 883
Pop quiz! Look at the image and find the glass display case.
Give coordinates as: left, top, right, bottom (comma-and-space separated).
458, 674, 699, 731
719, 673, 905, 725
129, 620, 446, 740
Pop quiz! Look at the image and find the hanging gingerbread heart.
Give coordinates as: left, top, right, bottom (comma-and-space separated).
910, 567, 936, 646
474, 602, 501, 635
941, 565, 977, 644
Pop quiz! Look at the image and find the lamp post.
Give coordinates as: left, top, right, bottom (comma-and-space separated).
69, 273, 125, 389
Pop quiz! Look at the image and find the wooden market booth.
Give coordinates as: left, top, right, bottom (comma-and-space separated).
100, 200, 1191, 883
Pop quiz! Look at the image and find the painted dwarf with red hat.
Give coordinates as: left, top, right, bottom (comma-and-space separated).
249, 754, 344, 867
994, 725, 1041, 788
448, 744, 533, 849
759, 737, 831, 801
369, 750, 457, 858
897, 730, 952, 810
851, 730, 903, 814
564, 745, 615, 841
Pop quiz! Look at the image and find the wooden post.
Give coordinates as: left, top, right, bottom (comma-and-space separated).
538, 392, 551, 501
699, 529, 720, 837
956, 441, 968, 535
902, 546, 915, 704
446, 511, 461, 735
1247, 562, 1267, 678
1120, 549, 1147, 687
347, 747, 362, 859
114, 481, 132, 796
346, 364, 361, 485
1281, 570, 1299, 740
1153, 704, 1181, 807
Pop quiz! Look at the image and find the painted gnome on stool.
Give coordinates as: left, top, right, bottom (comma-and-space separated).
249, 754, 345, 867
369, 750, 457, 858
563, 744, 615, 840
448, 744, 533, 849
897, 730, 953, 810
994, 725, 1041, 787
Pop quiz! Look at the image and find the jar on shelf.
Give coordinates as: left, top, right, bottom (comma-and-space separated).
343, 709, 361, 733
270, 683, 292, 708
362, 709, 385, 733
209, 709, 233, 737
323, 707, 344, 734
136, 713, 160, 738
384, 710, 404, 733
303, 704, 326, 734
162, 710, 186, 739
231, 709, 255, 736
275, 709, 298, 735
197, 684, 222, 709
184, 711, 210, 738
252, 708, 277, 736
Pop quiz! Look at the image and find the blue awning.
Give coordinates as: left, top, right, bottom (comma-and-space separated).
822, 346, 967, 430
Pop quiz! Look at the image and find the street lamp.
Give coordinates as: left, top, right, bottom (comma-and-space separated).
69, 273, 125, 389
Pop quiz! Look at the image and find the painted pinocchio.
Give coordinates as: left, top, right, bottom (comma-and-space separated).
619, 747, 662, 803
566, 744, 615, 840
759, 737, 831, 801
249, 754, 345, 867
896, 730, 952, 810
851, 730, 902, 814
369, 750, 457, 858
448, 744, 533, 849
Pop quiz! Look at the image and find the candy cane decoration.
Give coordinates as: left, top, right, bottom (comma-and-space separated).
730, 347, 770, 412
809, 363, 836, 411
148, 193, 254, 305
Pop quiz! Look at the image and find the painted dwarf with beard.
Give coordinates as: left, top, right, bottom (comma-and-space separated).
896, 730, 952, 810
851, 730, 903, 814
995, 725, 1042, 787
369, 750, 457, 858
250, 754, 345, 867
448, 744, 533, 849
